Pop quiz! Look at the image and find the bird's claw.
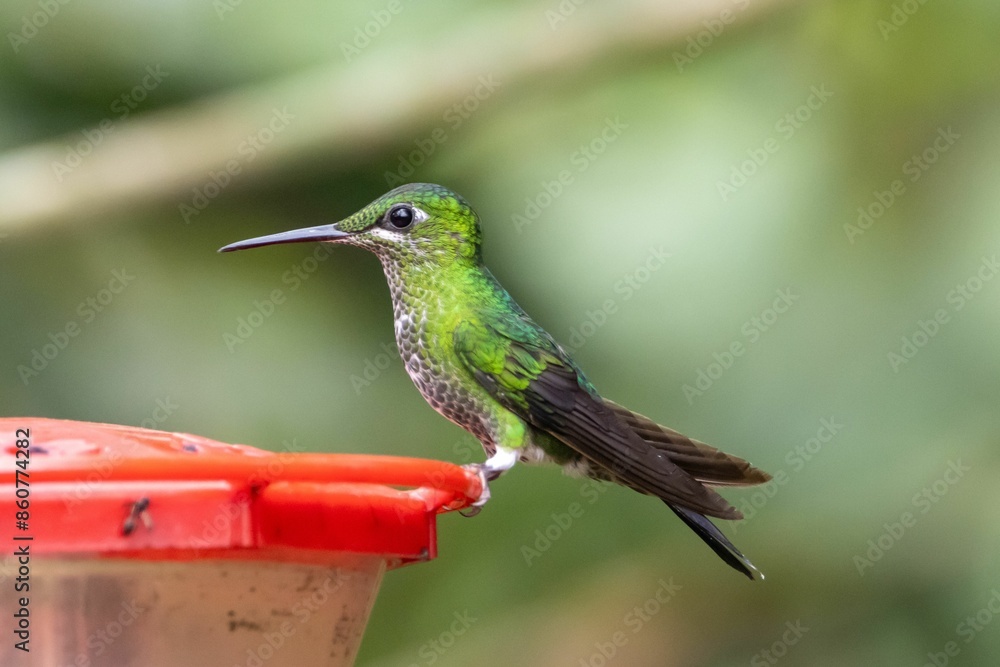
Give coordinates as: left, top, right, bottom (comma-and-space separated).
460, 464, 492, 517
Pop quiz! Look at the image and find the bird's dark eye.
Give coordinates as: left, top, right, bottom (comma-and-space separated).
388, 205, 414, 229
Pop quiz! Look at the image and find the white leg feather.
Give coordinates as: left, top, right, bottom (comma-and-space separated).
483, 446, 518, 477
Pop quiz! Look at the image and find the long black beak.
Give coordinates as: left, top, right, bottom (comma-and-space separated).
218, 224, 350, 253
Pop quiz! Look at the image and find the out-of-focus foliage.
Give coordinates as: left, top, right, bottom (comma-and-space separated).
2, 0, 999, 665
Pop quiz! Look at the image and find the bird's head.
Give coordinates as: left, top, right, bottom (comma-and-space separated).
219, 183, 483, 264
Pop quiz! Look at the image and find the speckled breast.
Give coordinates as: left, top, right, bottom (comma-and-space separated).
380, 259, 496, 451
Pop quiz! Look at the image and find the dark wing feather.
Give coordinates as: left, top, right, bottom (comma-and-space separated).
454, 318, 740, 520
604, 400, 771, 487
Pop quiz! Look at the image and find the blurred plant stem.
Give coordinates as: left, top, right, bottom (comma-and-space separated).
0, 0, 786, 233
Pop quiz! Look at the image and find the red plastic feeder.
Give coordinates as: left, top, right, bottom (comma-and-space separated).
0, 418, 482, 666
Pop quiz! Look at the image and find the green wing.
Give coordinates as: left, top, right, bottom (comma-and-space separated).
453, 314, 739, 519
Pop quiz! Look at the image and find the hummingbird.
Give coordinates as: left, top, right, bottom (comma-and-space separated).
220, 183, 771, 579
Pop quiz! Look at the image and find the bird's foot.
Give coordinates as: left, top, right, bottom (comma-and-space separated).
459, 448, 515, 517
459, 463, 493, 517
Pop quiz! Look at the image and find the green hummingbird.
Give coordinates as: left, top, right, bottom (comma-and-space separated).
220, 183, 771, 579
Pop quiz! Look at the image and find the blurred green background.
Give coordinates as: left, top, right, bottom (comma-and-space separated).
2, 0, 1000, 664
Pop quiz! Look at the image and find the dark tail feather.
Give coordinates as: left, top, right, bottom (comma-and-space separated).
602, 399, 771, 487
669, 504, 762, 581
